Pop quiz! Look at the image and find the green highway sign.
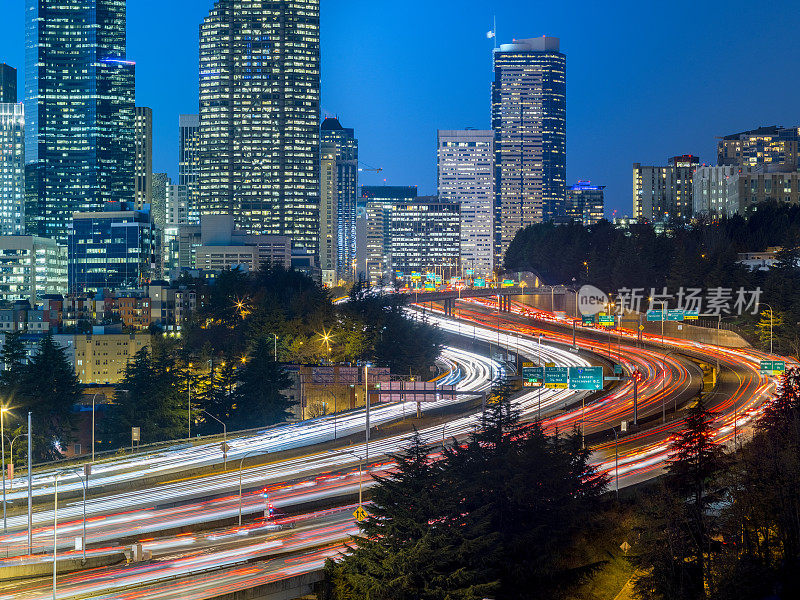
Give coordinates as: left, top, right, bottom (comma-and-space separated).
684, 310, 700, 320
522, 364, 544, 388
614, 364, 623, 375
667, 309, 685, 322
582, 315, 595, 325
646, 310, 664, 321
760, 360, 786, 374
598, 315, 615, 327
569, 366, 604, 391
545, 366, 569, 389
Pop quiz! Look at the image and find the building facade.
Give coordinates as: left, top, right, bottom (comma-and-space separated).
68, 203, 160, 294
492, 36, 566, 260
388, 197, 460, 277
0, 64, 16, 103
357, 186, 417, 284
566, 181, 605, 226
633, 155, 699, 221
718, 126, 799, 172
0, 236, 67, 304
178, 114, 201, 225
0, 103, 25, 236
25, 0, 136, 244
320, 117, 358, 281
320, 142, 338, 286
437, 129, 494, 278
134, 107, 153, 210
199, 0, 321, 255
151, 172, 171, 228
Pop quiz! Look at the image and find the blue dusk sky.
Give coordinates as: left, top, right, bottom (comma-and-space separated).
2, 1, 799, 217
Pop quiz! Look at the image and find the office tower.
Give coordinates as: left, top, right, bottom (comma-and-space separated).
633, 155, 699, 221
437, 129, 494, 278
357, 186, 417, 284
0, 68, 25, 235
320, 142, 338, 286
389, 197, 460, 278
178, 114, 200, 224
199, 0, 321, 254
25, 0, 136, 244
135, 107, 153, 210
0, 236, 66, 304
718, 126, 800, 172
566, 181, 605, 226
320, 117, 358, 282
68, 202, 160, 294
492, 36, 566, 261
151, 172, 173, 228
0, 64, 17, 103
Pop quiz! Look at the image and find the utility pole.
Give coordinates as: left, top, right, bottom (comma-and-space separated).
27, 412, 32, 555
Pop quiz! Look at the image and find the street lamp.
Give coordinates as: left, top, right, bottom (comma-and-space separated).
201, 410, 227, 469
238, 448, 260, 527
345, 450, 364, 507
660, 349, 681, 423
322, 389, 338, 440
4, 434, 23, 489
52, 467, 89, 599
649, 298, 668, 348
577, 418, 620, 500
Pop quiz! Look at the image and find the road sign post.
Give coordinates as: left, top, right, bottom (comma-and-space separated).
568, 366, 604, 391
545, 367, 569, 389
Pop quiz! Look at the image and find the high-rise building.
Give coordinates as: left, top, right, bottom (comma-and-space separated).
178, 114, 200, 224
437, 129, 494, 278
68, 202, 160, 294
199, 0, 321, 254
357, 186, 417, 284
566, 181, 605, 226
320, 117, 358, 281
389, 197, 460, 278
320, 142, 338, 286
633, 155, 699, 221
151, 172, 171, 228
694, 166, 800, 217
134, 107, 153, 210
492, 36, 566, 260
25, 0, 136, 244
0, 88, 25, 235
718, 126, 800, 172
0, 64, 17, 103
0, 235, 67, 305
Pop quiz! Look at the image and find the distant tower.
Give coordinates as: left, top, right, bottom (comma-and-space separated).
320, 117, 358, 282
178, 114, 201, 224
25, 0, 135, 243
492, 36, 566, 261
134, 107, 153, 210
0, 64, 24, 235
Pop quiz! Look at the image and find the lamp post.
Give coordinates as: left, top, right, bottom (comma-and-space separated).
578, 418, 620, 500
27, 412, 32, 555
364, 363, 371, 463
345, 450, 364, 507
238, 449, 259, 527
90, 391, 103, 464
52, 468, 88, 599
5, 434, 23, 489
323, 389, 338, 440
760, 303, 775, 354
1, 406, 6, 533
201, 411, 227, 469
660, 349, 681, 423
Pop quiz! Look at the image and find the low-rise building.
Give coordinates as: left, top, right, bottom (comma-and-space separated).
566, 181, 605, 226
0, 236, 67, 305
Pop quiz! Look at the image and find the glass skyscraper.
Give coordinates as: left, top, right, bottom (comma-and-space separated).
134, 106, 153, 210
0, 65, 25, 236
199, 0, 321, 255
178, 114, 201, 225
320, 117, 358, 281
25, 0, 135, 244
492, 36, 566, 261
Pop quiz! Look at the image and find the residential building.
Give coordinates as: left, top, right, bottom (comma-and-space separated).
320, 142, 338, 286
437, 129, 494, 278
0, 236, 67, 304
320, 117, 358, 281
61, 331, 150, 385
566, 181, 605, 226
199, 0, 321, 255
0, 64, 16, 103
357, 186, 417, 284
134, 107, 153, 210
0, 307, 52, 334
178, 214, 291, 273
735, 171, 800, 213
25, 0, 136, 244
388, 197, 460, 277
68, 203, 161, 294
632, 155, 699, 221
178, 114, 200, 224
693, 165, 753, 216
718, 126, 799, 172
0, 102, 25, 235
151, 172, 171, 228
493, 36, 566, 260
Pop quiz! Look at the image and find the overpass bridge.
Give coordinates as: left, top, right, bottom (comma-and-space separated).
409, 286, 575, 316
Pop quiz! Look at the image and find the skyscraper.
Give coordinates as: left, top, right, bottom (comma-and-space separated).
199, 0, 321, 255
135, 107, 153, 210
566, 181, 605, 226
437, 129, 494, 278
320, 117, 358, 281
633, 155, 699, 221
492, 36, 566, 261
178, 114, 201, 224
25, 0, 136, 244
320, 142, 338, 286
358, 186, 417, 284
0, 64, 17, 103
0, 65, 24, 236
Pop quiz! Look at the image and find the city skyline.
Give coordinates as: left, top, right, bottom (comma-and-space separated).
3, 0, 798, 217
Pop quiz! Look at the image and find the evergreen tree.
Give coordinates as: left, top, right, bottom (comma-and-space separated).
230, 338, 293, 429
0, 331, 27, 399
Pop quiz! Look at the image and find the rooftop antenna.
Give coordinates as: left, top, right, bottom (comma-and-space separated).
487, 16, 498, 50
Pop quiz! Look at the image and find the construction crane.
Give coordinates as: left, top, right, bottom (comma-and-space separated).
358, 161, 383, 174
